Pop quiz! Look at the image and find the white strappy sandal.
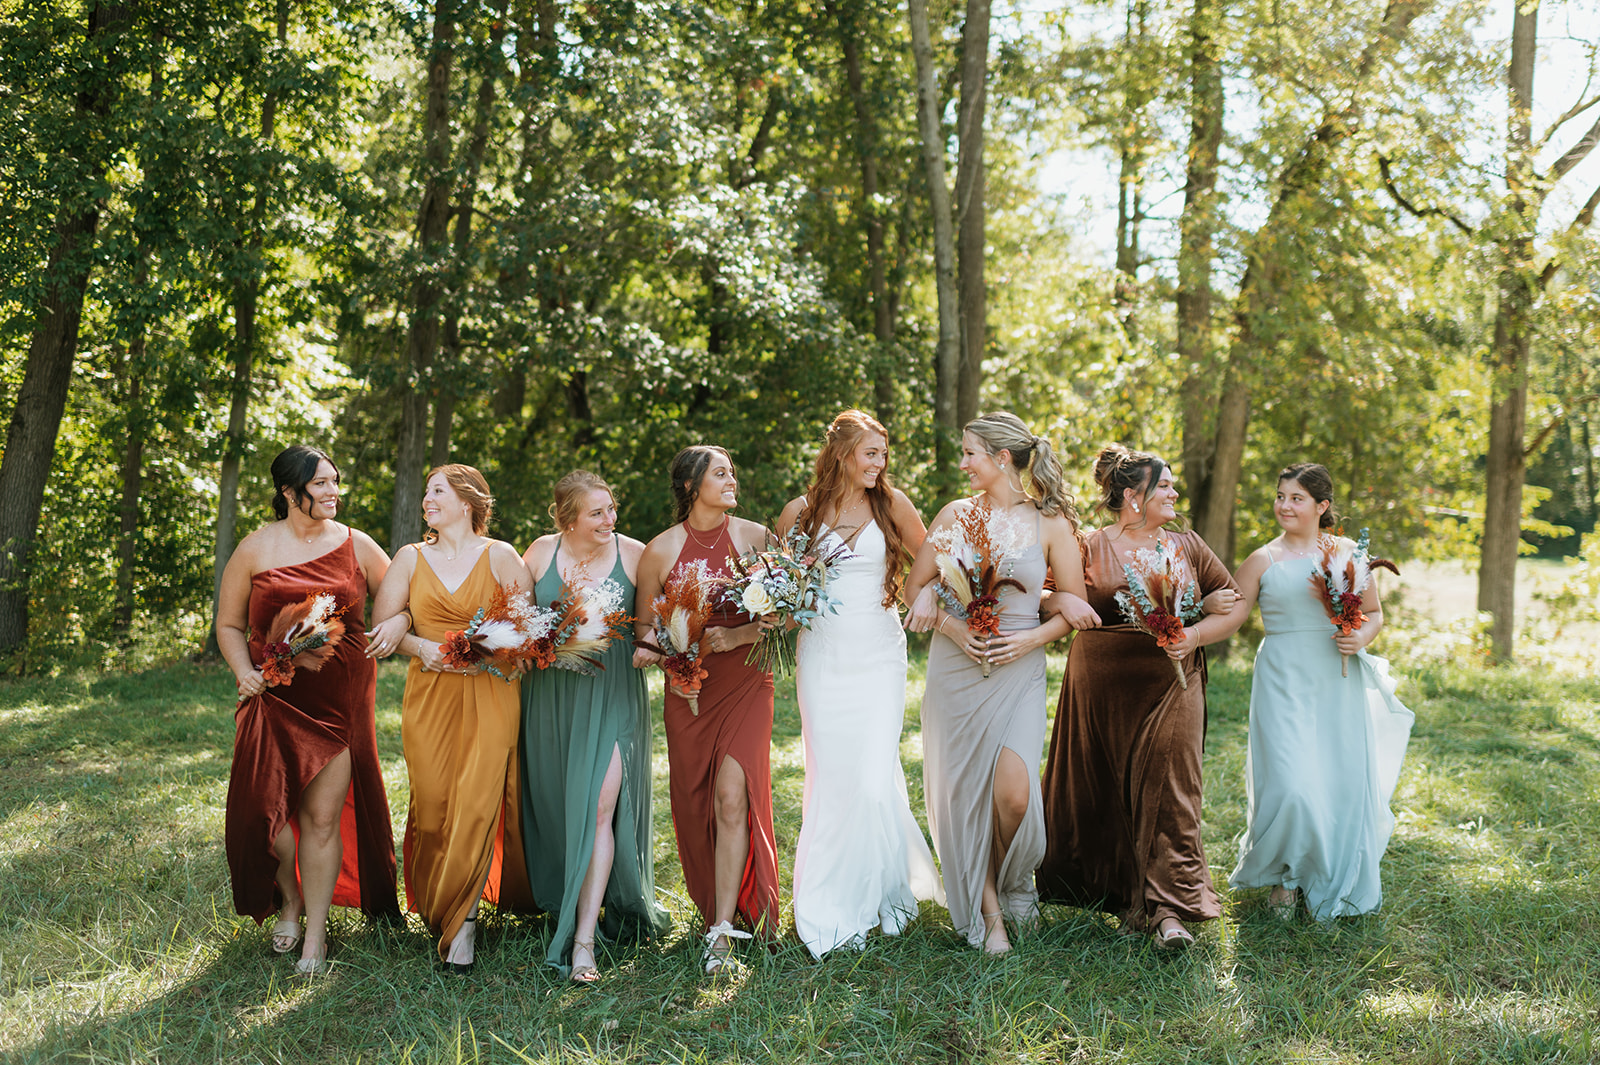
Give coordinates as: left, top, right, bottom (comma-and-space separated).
701, 921, 753, 975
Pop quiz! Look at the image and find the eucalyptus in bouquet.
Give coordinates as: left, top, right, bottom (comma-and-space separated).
719, 527, 851, 677
440, 582, 545, 680
258, 592, 347, 687
1114, 536, 1203, 690
927, 500, 1029, 678
638, 559, 718, 715
523, 578, 634, 676
1308, 528, 1399, 677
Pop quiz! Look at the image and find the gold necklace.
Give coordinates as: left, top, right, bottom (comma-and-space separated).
684, 516, 726, 550
438, 538, 480, 562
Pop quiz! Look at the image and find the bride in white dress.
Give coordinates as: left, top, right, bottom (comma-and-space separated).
777, 410, 944, 959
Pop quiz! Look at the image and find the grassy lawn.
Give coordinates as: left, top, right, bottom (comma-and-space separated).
2, 640, 1597, 1063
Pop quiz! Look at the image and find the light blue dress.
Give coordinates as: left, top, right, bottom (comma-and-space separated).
1228, 553, 1414, 920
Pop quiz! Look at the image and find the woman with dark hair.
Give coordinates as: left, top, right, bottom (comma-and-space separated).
216, 445, 404, 975
775, 410, 943, 959
519, 471, 670, 982
633, 445, 777, 974
370, 464, 533, 973
1036, 445, 1245, 949
903, 412, 1097, 953
1227, 463, 1413, 920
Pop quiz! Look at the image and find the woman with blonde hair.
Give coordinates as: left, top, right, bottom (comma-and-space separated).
904, 412, 1098, 953
519, 471, 670, 982
776, 410, 944, 958
370, 464, 534, 973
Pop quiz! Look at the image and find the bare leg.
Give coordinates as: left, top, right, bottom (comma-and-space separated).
270, 825, 303, 951
978, 748, 1030, 954
571, 744, 623, 976
295, 749, 352, 966
707, 755, 750, 961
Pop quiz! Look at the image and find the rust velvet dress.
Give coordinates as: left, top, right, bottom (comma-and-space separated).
661, 523, 780, 937
225, 534, 401, 924
400, 549, 533, 960
1036, 529, 1238, 931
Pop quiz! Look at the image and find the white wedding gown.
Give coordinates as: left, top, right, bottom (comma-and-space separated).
792, 519, 944, 959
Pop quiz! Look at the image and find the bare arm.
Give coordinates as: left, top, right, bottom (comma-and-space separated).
216, 533, 265, 700
353, 529, 408, 658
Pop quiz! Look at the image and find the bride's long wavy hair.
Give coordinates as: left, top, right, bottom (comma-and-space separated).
796, 410, 907, 608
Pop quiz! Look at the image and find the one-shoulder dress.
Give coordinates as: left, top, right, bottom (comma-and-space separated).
1228, 553, 1413, 919
400, 547, 533, 960
519, 536, 671, 972
1037, 529, 1237, 931
921, 510, 1049, 948
226, 534, 402, 923
660, 521, 779, 937
792, 519, 943, 958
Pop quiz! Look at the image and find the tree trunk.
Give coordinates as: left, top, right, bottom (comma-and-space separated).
114, 363, 145, 636
954, 0, 989, 428
1176, 0, 1224, 499
1478, 0, 1539, 662
1114, 0, 1152, 342
0, 3, 134, 658
391, 0, 458, 552
907, 0, 961, 468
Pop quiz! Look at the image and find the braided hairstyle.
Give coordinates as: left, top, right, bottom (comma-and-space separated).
796, 409, 908, 608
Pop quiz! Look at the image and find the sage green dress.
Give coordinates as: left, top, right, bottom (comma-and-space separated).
519, 537, 670, 972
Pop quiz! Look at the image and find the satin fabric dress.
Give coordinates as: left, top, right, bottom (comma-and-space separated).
1228, 553, 1414, 920
792, 519, 943, 958
400, 548, 533, 960
226, 534, 401, 923
519, 537, 671, 973
660, 520, 780, 937
921, 509, 1050, 948
1037, 529, 1237, 931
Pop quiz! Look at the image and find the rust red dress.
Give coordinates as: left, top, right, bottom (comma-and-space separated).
661, 521, 779, 936
1036, 529, 1237, 931
225, 534, 401, 924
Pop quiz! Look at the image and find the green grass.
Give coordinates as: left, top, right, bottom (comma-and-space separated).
2, 642, 1598, 1063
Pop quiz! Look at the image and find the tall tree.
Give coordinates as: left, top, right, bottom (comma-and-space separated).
1176, 0, 1223, 495
0, 3, 135, 657
954, 0, 989, 428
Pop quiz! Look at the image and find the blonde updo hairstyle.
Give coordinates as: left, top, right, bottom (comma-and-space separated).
423, 463, 494, 543
549, 470, 615, 531
965, 412, 1080, 527
1092, 444, 1185, 529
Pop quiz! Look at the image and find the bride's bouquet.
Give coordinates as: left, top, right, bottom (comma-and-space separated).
440, 582, 546, 680
928, 500, 1029, 678
1309, 528, 1399, 676
522, 579, 634, 676
638, 559, 718, 714
1114, 537, 1203, 690
718, 527, 850, 677
258, 592, 347, 687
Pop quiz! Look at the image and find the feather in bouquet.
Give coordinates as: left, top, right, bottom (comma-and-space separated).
638, 559, 717, 715
258, 592, 347, 687
522, 578, 635, 676
1308, 528, 1400, 676
719, 527, 851, 677
440, 582, 544, 681
927, 501, 1029, 678
1114, 537, 1203, 690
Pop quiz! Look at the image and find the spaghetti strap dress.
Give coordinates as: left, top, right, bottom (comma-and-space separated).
226, 533, 401, 923
519, 536, 671, 972
1036, 529, 1237, 931
1228, 554, 1413, 919
660, 520, 780, 937
920, 508, 1049, 948
400, 547, 534, 960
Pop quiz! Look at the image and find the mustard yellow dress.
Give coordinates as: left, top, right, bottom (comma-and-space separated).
401, 548, 532, 960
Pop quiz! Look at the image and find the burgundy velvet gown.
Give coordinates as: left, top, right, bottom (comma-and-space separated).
225, 534, 401, 924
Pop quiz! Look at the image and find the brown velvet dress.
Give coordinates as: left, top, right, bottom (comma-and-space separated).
1036, 529, 1238, 930
661, 521, 780, 937
226, 534, 401, 924
400, 548, 534, 960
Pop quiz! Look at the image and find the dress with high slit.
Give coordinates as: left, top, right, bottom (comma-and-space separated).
226, 534, 402, 923
400, 546, 533, 959
660, 521, 779, 937
792, 519, 944, 958
920, 505, 1049, 948
1228, 553, 1413, 919
1036, 529, 1237, 930
519, 536, 671, 972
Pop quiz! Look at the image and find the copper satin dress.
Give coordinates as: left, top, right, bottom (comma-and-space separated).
661, 521, 780, 937
225, 534, 401, 924
400, 548, 533, 959
1036, 529, 1238, 930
